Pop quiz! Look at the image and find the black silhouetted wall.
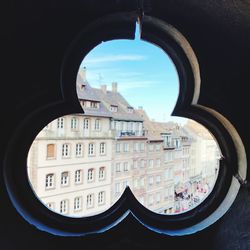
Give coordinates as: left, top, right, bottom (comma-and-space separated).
3, 1, 250, 249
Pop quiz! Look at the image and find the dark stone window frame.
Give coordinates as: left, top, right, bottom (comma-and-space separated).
3, 12, 246, 236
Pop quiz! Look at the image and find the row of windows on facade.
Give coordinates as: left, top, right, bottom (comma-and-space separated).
46, 142, 106, 159
46, 140, 165, 160
114, 182, 174, 206
114, 158, 162, 172
52, 117, 142, 132
55, 117, 102, 130
115, 144, 184, 163
79, 100, 134, 114
47, 191, 106, 214
45, 166, 172, 191
47, 144, 178, 169
114, 152, 182, 173
162, 134, 185, 149
114, 170, 173, 193
115, 141, 161, 153
45, 167, 105, 189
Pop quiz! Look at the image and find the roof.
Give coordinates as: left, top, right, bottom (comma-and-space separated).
76, 69, 143, 121
93, 88, 143, 122
76, 75, 100, 102
136, 108, 192, 142
183, 120, 214, 140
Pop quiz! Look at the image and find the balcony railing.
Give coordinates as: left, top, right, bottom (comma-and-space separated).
114, 130, 145, 138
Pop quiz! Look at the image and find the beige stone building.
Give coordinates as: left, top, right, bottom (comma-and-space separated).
27, 68, 219, 217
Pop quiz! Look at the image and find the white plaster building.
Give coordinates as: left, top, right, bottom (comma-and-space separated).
27, 114, 113, 217
27, 67, 219, 217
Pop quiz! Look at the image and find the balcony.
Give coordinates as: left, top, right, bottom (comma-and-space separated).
114, 130, 146, 138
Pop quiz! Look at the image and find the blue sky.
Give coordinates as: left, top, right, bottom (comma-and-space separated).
79, 24, 186, 124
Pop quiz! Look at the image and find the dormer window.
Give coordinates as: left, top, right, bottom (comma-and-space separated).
127, 107, 134, 113
110, 105, 118, 112
80, 100, 86, 107
90, 101, 99, 109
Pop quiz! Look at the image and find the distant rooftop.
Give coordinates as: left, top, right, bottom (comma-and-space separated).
76, 67, 143, 122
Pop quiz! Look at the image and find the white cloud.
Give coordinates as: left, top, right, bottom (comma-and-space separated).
84, 68, 122, 83
82, 68, 163, 93
83, 54, 146, 64
111, 80, 156, 92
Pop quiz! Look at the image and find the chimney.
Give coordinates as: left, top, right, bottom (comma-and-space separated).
79, 66, 87, 81
112, 82, 117, 93
101, 84, 107, 93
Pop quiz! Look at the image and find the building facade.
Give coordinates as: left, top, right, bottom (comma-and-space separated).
27, 68, 219, 217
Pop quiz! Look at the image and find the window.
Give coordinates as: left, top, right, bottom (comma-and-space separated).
149, 176, 154, 186
116, 143, 120, 153
127, 107, 134, 113
86, 194, 94, 208
46, 202, 55, 210
156, 175, 161, 184
90, 101, 99, 108
87, 168, 94, 182
100, 142, 106, 155
165, 168, 173, 180
123, 162, 129, 171
61, 172, 69, 186
45, 174, 54, 189
121, 121, 127, 131
80, 100, 86, 106
165, 151, 173, 162
140, 178, 145, 187
156, 144, 161, 151
162, 134, 172, 148
148, 159, 154, 168
156, 193, 161, 203
71, 117, 78, 130
140, 143, 145, 151
110, 105, 118, 112
99, 167, 105, 180
124, 143, 129, 152
95, 119, 101, 130
74, 197, 82, 211
83, 118, 89, 129
46, 144, 55, 159
133, 160, 138, 169
156, 159, 161, 167
75, 170, 82, 184
174, 138, 180, 148
115, 121, 120, 130
115, 163, 121, 172
75, 143, 83, 157
57, 117, 64, 129
88, 143, 95, 156
60, 200, 68, 214
133, 142, 139, 152
62, 144, 70, 157
115, 183, 120, 194
165, 187, 173, 199
98, 191, 105, 205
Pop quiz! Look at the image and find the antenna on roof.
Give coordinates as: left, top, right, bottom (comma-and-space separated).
98, 73, 103, 85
